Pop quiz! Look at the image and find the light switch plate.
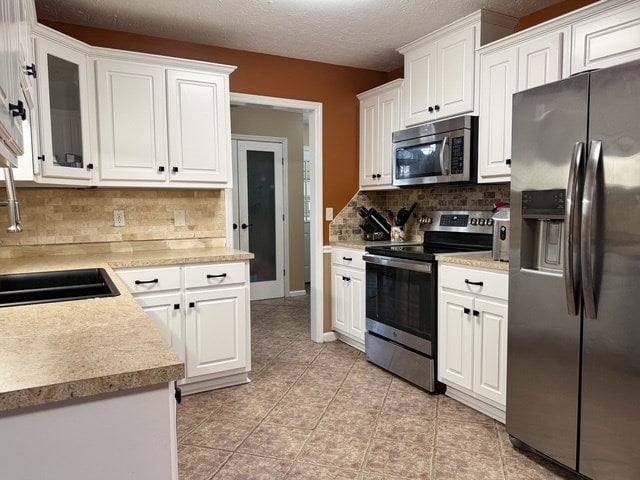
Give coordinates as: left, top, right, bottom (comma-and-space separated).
174, 210, 186, 227
325, 207, 334, 221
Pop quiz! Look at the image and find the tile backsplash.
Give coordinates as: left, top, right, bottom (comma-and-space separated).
330, 184, 511, 243
0, 188, 226, 246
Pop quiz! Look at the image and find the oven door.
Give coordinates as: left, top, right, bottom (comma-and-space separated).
364, 254, 435, 355
393, 128, 469, 186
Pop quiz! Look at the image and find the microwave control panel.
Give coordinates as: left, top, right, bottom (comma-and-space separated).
450, 137, 464, 174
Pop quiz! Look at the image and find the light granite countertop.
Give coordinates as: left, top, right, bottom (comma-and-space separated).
436, 251, 509, 272
0, 245, 253, 412
331, 240, 422, 250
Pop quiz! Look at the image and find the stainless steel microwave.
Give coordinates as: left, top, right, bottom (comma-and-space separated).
392, 115, 478, 187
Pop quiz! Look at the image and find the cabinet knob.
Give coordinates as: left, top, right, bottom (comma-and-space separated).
173, 304, 180, 310
241, 223, 253, 230
189, 302, 195, 308
376, 173, 381, 178
233, 223, 238, 230
464, 307, 471, 315
505, 159, 511, 165
25, 63, 37, 78
473, 310, 480, 317
371, 174, 376, 179
434, 104, 440, 112
172, 166, 179, 173
86, 163, 94, 170
428, 106, 434, 113
37, 155, 45, 162
342, 276, 351, 282
158, 165, 165, 172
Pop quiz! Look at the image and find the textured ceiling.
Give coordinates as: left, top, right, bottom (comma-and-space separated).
35, 0, 563, 72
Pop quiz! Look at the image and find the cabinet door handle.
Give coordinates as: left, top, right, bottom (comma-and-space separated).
342, 276, 351, 282
25, 63, 37, 78
463, 307, 471, 315
172, 166, 179, 173
464, 279, 484, 287
37, 154, 45, 162
173, 304, 180, 310
473, 310, 480, 317
342, 256, 352, 261
207, 273, 227, 279
9, 101, 26, 120
158, 165, 165, 172
135, 278, 158, 285
189, 302, 195, 308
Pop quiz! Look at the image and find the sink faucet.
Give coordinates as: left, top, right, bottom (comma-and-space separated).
1, 167, 22, 233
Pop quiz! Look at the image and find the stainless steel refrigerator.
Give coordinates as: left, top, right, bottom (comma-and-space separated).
507, 58, 640, 479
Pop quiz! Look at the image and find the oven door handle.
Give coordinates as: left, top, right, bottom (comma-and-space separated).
363, 253, 432, 274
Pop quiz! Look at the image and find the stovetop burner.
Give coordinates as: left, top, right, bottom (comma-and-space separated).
365, 210, 494, 262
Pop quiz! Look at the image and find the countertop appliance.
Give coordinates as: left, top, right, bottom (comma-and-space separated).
392, 115, 478, 187
507, 59, 640, 480
363, 210, 493, 392
491, 207, 510, 261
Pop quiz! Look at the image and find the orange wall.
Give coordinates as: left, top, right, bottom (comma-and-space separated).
42, 21, 388, 244
515, 0, 598, 31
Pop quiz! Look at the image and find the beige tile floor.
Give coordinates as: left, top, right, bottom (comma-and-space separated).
177, 294, 579, 480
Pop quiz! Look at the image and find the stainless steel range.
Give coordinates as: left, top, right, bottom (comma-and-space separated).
363, 210, 493, 392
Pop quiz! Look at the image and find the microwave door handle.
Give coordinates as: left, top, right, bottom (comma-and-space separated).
581, 140, 601, 319
439, 135, 449, 175
564, 142, 584, 316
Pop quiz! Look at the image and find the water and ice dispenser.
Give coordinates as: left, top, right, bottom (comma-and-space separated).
519, 189, 566, 273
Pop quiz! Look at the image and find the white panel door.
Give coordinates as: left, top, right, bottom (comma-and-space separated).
95, 59, 167, 182
332, 266, 349, 335
477, 47, 517, 183
359, 94, 378, 187
438, 289, 474, 390
377, 85, 401, 186
346, 268, 365, 341
437, 26, 476, 119
167, 69, 230, 184
518, 30, 564, 92
473, 297, 508, 406
185, 287, 247, 377
403, 43, 436, 127
135, 292, 184, 361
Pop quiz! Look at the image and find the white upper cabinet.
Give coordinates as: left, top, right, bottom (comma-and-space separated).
34, 30, 93, 184
0, 0, 28, 167
398, 10, 517, 128
357, 79, 402, 190
478, 28, 566, 183
167, 69, 231, 186
95, 59, 167, 183
571, 0, 640, 74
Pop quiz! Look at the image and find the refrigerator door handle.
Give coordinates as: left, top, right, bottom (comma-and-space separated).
581, 140, 601, 319
564, 142, 584, 316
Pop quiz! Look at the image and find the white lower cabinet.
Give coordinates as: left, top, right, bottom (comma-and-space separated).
116, 261, 251, 395
331, 247, 365, 351
438, 263, 508, 422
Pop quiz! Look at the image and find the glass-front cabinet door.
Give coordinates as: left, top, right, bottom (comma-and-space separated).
34, 34, 92, 182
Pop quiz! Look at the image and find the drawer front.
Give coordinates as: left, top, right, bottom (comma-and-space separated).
116, 266, 181, 293
332, 247, 365, 271
184, 262, 246, 289
439, 264, 508, 300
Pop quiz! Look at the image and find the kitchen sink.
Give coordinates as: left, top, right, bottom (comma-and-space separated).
0, 268, 120, 308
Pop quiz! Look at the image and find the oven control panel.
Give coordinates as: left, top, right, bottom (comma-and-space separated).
419, 210, 493, 233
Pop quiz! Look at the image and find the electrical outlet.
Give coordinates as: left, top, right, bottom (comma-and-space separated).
174, 210, 186, 227
113, 209, 125, 227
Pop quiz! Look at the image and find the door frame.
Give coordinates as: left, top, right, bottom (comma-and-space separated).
228, 93, 324, 344
231, 134, 289, 300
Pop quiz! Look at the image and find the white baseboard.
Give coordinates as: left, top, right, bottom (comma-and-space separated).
288, 290, 307, 297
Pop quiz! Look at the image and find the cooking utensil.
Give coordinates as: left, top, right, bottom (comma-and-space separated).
396, 208, 409, 226
387, 210, 395, 226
